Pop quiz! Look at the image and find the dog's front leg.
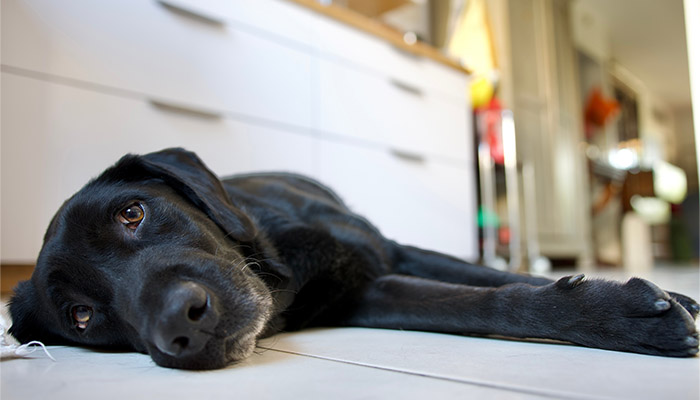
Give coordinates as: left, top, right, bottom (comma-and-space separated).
339, 274, 699, 357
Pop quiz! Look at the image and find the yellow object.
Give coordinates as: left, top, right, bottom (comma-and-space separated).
447, 0, 496, 75
470, 75, 494, 108
446, 0, 498, 107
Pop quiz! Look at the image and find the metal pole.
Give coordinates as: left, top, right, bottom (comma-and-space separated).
501, 110, 521, 272
478, 133, 498, 267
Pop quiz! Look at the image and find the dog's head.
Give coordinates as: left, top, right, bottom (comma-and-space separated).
9, 148, 283, 369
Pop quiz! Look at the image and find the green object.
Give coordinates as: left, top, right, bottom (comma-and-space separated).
478, 206, 500, 228
670, 217, 693, 262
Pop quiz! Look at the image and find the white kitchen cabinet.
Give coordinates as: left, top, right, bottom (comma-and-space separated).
1, 0, 476, 263
501, 0, 593, 265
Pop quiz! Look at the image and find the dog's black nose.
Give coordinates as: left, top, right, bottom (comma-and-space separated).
151, 281, 218, 357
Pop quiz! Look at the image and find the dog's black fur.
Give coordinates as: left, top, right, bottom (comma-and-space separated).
9, 148, 700, 369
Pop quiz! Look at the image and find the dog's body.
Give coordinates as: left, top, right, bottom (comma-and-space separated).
9, 148, 699, 369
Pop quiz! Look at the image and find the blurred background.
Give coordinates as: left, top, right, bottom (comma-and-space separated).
2, 0, 699, 291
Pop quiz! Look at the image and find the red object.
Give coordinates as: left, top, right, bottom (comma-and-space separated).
476, 98, 505, 164
498, 226, 510, 244
584, 88, 619, 131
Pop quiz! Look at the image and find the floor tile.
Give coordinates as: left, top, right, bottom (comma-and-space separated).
260, 328, 699, 400
1, 345, 543, 400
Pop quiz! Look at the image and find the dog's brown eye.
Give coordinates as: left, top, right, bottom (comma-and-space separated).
118, 203, 144, 229
72, 305, 93, 330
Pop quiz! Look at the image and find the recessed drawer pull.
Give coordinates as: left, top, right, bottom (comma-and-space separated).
149, 99, 223, 120
390, 148, 426, 164
389, 79, 424, 97
390, 43, 421, 60
157, 0, 226, 27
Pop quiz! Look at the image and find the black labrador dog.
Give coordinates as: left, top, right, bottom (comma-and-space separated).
9, 148, 699, 369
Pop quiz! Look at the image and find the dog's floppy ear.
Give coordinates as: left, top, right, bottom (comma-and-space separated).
106, 148, 256, 243
8, 280, 62, 344
8, 281, 37, 343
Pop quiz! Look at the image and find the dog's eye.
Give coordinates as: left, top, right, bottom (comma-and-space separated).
71, 305, 93, 330
118, 203, 144, 229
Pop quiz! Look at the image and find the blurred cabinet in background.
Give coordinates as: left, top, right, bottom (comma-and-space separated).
490, 0, 593, 267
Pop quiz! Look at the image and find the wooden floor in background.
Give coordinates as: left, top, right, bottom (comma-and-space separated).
1, 264, 34, 295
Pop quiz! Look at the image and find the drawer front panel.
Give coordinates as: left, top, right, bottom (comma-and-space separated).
314, 15, 469, 100
318, 139, 478, 260
1, 73, 314, 262
160, 0, 318, 46
3, 0, 313, 128
316, 59, 471, 163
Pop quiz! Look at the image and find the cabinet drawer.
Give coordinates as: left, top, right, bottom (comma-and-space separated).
316, 59, 471, 163
1, 72, 314, 262
314, 15, 469, 100
318, 139, 478, 260
159, 0, 318, 46
3, 0, 313, 128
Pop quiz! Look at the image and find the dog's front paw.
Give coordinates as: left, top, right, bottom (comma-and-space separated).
553, 276, 699, 357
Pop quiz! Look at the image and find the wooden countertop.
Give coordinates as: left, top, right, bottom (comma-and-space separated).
288, 0, 471, 75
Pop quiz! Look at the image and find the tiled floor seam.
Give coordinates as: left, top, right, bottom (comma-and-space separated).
257, 346, 608, 400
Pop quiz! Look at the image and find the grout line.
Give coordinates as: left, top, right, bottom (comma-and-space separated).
257, 346, 605, 400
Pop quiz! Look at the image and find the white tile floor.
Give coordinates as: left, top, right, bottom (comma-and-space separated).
2, 266, 699, 400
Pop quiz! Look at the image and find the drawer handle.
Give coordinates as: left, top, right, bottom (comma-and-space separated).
149, 99, 223, 120
390, 43, 421, 60
389, 79, 424, 97
390, 148, 426, 164
157, 0, 226, 27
